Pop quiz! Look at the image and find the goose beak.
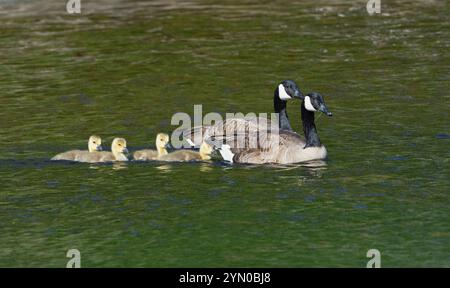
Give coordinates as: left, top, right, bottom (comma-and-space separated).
318, 104, 332, 117
165, 143, 173, 149
292, 89, 304, 100
122, 148, 129, 154
96, 146, 103, 151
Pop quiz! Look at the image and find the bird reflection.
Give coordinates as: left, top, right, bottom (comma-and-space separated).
155, 164, 173, 173
199, 162, 213, 173
112, 162, 128, 170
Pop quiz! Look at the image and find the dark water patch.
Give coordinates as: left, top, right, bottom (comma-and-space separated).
208, 187, 227, 198
289, 213, 305, 222
435, 133, 450, 139
353, 203, 368, 210
276, 192, 289, 200
46, 180, 59, 188
385, 156, 408, 161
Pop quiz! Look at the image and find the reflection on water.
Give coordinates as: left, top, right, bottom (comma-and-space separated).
112, 162, 128, 171
0, 0, 449, 267
198, 162, 213, 173
155, 163, 173, 173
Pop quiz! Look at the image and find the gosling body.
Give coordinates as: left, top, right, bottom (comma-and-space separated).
159, 142, 212, 162
51, 135, 102, 161
133, 133, 170, 161
91, 138, 129, 162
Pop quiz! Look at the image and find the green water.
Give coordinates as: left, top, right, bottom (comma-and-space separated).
0, 0, 449, 267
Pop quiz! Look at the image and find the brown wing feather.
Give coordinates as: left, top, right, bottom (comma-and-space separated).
228, 130, 307, 164
184, 117, 316, 164
183, 117, 279, 148
182, 125, 211, 147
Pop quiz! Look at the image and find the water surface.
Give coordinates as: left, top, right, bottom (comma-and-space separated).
0, 0, 449, 267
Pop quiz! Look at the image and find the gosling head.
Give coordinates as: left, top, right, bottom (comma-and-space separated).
303, 92, 332, 116
88, 135, 102, 152
199, 141, 213, 160
276, 80, 303, 101
111, 138, 129, 155
155, 133, 171, 150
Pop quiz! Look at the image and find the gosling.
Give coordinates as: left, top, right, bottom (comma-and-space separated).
159, 141, 213, 162
51, 135, 102, 161
93, 138, 129, 162
133, 133, 170, 161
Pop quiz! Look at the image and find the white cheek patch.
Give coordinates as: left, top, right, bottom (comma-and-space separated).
278, 84, 292, 100
219, 144, 234, 163
304, 96, 317, 112
186, 138, 195, 147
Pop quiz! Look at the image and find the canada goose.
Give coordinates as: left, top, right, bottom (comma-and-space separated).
94, 138, 129, 162
207, 92, 332, 164
274, 80, 303, 131
159, 141, 213, 162
183, 80, 303, 147
51, 135, 102, 161
133, 133, 170, 161
75, 138, 129, 163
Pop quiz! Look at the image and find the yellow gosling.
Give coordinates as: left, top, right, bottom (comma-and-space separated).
133, 133, 170, 161
51, 135, 102, 161
72, 138, 129, 163
95, 138, 129, 162
158, 141, 213, 162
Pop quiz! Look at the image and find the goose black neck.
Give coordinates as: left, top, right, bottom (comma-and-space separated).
301, 102, 321, 147
274, 88, 293, 131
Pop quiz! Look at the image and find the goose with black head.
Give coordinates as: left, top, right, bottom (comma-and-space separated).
213, 92, 333, 164
183, 80, 303, 147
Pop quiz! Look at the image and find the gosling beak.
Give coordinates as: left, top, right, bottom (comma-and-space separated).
318, 104, 332, 117
122, 148, 129, 154
165, 143, 173, 149
96, 146, 103, 151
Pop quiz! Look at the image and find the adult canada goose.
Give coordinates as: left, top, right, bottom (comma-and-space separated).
51, 135, 102, 161
207, 92, 332, 164
274, 80, 303, 131
133, 133, 170, 161
159, 141, 213, 162
183, 80, 303, 147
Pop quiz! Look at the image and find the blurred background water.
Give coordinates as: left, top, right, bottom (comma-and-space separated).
0, 0, 448, 267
